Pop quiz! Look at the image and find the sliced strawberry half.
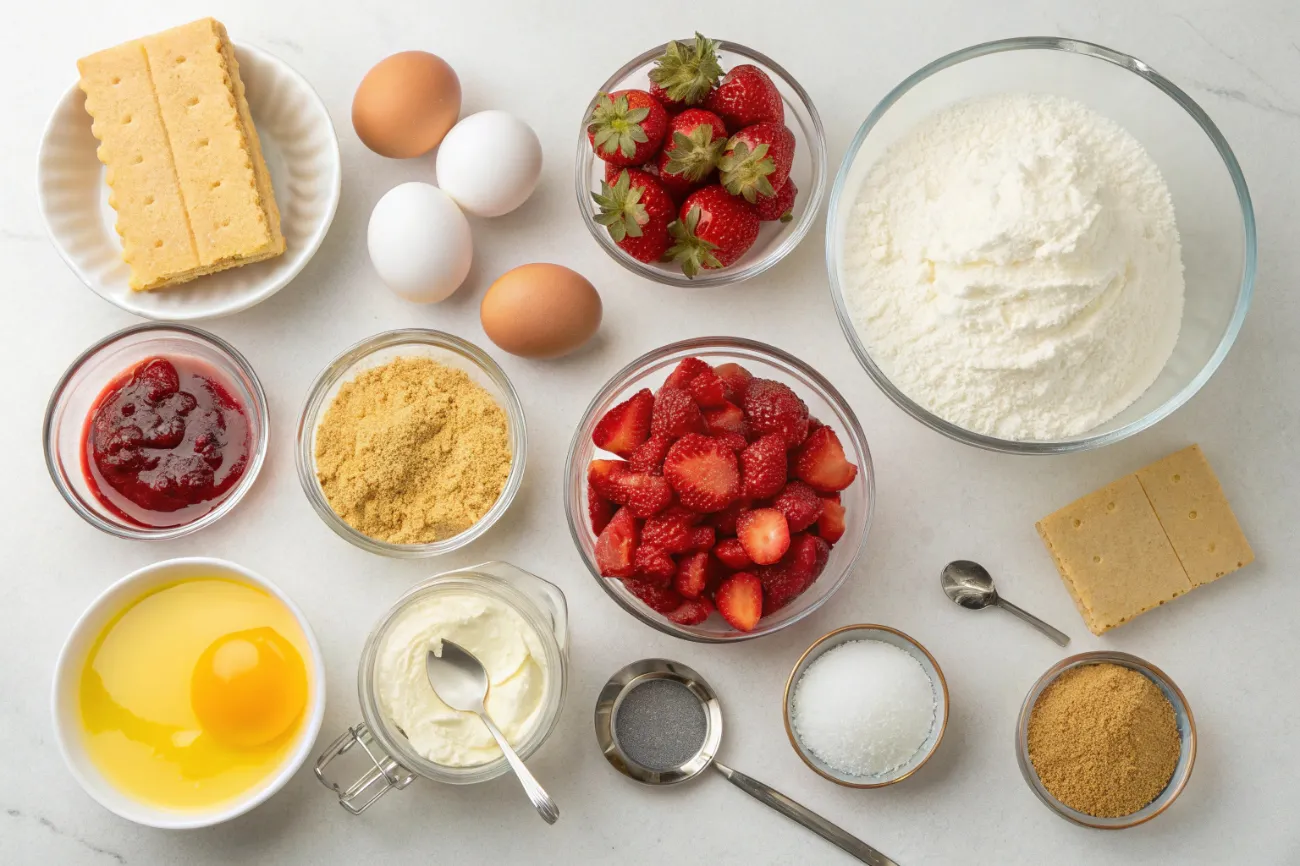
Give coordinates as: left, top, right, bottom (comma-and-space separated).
588, 485, 615, 535
612, 472, 674, 518
740, 434, 788, 499
687, 367, 728, 408
592, 389, 653, 457
793, 427, 859, 492
662, 357, 711, 390
816, 493, 846, 544
715, 571, 763, 632
633, 545, 677, 585
737, 507, 790, 565
702, 401, 747, 438
772, 481, 824, 532
628, 432, 672, 475
666, 595, 715, 626
743, 379, 809, 448
651, 387, 704, 438
713, 537, 752, 570
712, 432, 749, 453
622, 577, 683, 613
641, 509, 696, 554
758, 533, 830, 614
588, 459, 628, 501
663, 433, 741, 513
673, 551, 711, 599
714, 362, 754, 403
595, 507, 639, 577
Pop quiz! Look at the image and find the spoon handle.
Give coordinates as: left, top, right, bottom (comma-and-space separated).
995, 598, 1070, 646
478, 712, 559, 824
713, 761, 898, 866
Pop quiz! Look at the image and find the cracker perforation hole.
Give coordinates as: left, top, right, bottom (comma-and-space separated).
186, 97, 199, 107
154, 240, 163, 248
1072, 519, 1082, 528
1188, 511, 1198, 520
198, 138, 209, 148
1172, 474, 1181, 482
131, 155, 143, 165
122, 114, 132, 124
110, 76, 121, 85
143, 195, 154, 205
211, 180, 222, 189
175, 55, 186, 64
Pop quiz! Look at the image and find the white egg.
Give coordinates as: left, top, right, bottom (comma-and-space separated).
435, 110, 542, 217
367, 182, 473, 303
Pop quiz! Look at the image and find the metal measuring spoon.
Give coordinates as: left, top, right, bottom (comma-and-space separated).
941, 560, 1070, 647
596, 659, 898, 866
425, 641, 559, 824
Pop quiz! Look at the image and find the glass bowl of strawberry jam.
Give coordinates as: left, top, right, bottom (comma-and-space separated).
44, 324, 268, 540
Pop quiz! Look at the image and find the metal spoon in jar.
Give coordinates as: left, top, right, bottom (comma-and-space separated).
940, 560, 1070, 647
425, 641, 559, 824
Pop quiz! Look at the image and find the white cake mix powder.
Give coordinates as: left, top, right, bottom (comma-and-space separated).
841, 93, 1184, 440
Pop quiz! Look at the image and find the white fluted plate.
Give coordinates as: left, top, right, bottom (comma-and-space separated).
37, 43, 341, 320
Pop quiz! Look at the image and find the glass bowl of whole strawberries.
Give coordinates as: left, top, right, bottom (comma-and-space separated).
577, 34, 827, 286
565, 338, 873, 642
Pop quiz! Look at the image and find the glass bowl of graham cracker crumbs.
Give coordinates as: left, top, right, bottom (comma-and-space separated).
1016, 651, 1197, 829
296, 329, 526, 558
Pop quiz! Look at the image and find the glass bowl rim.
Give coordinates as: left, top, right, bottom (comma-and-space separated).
563, 335, 875, 643
294, 328, 527, 558
42, 321, 270, 541
1015, 649, 1197, 829
824, 35, 1257, 454
354, 570, 568, 784
574, 37, 828, 288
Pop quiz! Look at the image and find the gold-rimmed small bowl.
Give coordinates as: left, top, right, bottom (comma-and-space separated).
1016, 650, 1196, 829
783, 624, 948, 787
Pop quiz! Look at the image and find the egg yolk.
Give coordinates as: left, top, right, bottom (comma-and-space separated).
191, 627, 308, 748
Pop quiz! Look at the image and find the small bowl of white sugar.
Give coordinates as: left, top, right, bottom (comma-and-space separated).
783, 625, 949, 787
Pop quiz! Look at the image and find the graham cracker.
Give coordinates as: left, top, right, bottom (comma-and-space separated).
1135, 444, 1254, 587
77, 42, 200, 288
78, 18, 284, 291
1036, 475, 1191, 635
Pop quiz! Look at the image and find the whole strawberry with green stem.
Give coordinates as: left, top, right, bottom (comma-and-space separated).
656, 108, 728, 200
587, 90, 668, 167
705, 64, 785, 129
755, 178, 797, 222
667, 185, 760, 277
592, 169, 675, 263
648, 32, 724, 112
720, 122, 795, 204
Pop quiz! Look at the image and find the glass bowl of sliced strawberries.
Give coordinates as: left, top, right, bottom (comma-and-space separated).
577, 34, 827, 287
565, 338, 873, 642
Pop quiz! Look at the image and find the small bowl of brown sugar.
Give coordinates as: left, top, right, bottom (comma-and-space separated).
1017, 651, 1196, 829
296, 329, 526, 557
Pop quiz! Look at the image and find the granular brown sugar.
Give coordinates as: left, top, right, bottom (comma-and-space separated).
1026, 662, 1180, 818
314, 356, 511, 544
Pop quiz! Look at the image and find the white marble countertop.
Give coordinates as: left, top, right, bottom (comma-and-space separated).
5, 0, 1299, 863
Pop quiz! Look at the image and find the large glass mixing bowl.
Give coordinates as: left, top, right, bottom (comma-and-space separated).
826, 37, 1255, 454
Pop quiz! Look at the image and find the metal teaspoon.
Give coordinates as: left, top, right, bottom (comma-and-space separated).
425, 640, 559, 824
940, 560, 1070, 646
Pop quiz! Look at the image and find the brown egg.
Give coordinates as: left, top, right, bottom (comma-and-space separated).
482, 264, 602, 359
352, 51, 461, 159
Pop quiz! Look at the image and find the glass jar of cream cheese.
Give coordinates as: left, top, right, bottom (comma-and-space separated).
315, 561, 569, 813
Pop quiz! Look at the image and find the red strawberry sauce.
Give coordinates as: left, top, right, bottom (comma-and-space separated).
81, 356, 250, 527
